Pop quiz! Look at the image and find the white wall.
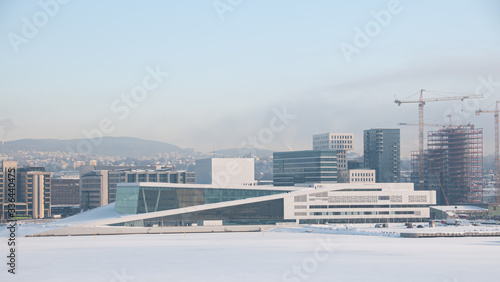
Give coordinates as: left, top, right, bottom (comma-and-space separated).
195, 158, 255, 187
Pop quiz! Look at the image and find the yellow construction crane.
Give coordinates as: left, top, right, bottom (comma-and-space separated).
476, 101, 500, 204
395, 90, 484, 189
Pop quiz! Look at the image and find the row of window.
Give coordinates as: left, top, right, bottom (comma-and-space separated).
306, 204, 429, 209
303, 210, 415, 216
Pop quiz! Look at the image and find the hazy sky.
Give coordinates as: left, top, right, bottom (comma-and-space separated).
1, 0, 499, 157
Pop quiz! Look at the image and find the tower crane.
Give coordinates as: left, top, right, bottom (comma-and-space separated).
395, 90, 484, 189
476, 101, 500, 204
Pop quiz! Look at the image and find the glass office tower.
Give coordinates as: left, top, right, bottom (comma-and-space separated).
273, 150, 338, 186
363, 128, 400, 183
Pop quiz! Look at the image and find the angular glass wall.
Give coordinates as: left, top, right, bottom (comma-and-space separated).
114, 185, 140, 214
115, 184, 290, 214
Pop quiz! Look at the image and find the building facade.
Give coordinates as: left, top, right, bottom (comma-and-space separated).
1, 161, 53, 220
364, 128, 400, 183
273, 150, 337, 186
313, 133, 354, 182
17, 166, 52, 219
0, 161, 26, 221
51, 177, 80, 205
348, 169, 376, 183
89, 182, 435, 227
80, 168, 195, 211
195, 158, 256, 187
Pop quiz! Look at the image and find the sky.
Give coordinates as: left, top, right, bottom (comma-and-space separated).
1, 0, 499, 157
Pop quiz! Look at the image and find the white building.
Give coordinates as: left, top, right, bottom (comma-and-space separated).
99, 182, 436, 227
195, 158, 256, 187
313, 133, 354, 182
313, 133, 354, 151
349, 169, 376, 183
284, 183, 435, 223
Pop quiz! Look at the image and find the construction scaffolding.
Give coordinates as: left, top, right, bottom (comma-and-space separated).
411, 125, 483, 205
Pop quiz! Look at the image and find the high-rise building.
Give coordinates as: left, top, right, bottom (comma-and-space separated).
80, 167, 195, 211
273, 150, 337, 186
364, 128, 400, 183
17, 166, 51, 219
0, 161, 25, 220
411, 125, 483, 205
0, 161, 51, 220
313, 133, 354, 182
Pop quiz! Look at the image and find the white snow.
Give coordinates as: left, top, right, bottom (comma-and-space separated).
1, 231, 499, 282
272, 223, 500, 236
0, 203, 130, 237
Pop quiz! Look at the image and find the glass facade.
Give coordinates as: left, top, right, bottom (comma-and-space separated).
114, 184, 289, 214
364, 129, 400, 183
131, 199, 287, 227
273, 150, 338, 186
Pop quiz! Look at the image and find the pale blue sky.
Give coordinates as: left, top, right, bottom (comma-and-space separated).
1, 0, 499, 156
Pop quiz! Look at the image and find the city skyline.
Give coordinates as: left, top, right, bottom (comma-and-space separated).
1, 0, 499, 158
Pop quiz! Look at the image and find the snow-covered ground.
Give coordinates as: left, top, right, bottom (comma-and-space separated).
272, 223, 500, 237
1, 231, 499, 282
0, 203, 129, 237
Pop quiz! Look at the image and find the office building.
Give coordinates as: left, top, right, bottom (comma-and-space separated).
0, 161, 26, 220
348, 169, 376, 183
273, 150, 337, 186
1, 161, 52, 220
195, 158, 256, 187
313, 133, 354, 182
17, 166, 52, 219
51, 177, 79, 205
364, 128, 400, 183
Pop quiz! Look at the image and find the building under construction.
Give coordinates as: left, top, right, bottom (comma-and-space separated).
411, 125, 483, 205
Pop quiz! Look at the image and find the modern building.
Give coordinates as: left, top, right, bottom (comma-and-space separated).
195, 158, 256, 187
411, 125, 483, 205
87, 182, 435, 227
364, 128, 400, 183
51, 177, 79, 205
313, 133, 354, 182
273, 150, 337, 186
0, 161, 26, 221
1, 161, 52, 220
348, 169, 376, 183
17, 166, 51, 219
80, 167, 195, 211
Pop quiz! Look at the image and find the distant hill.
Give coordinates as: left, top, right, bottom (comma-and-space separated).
0, 137, 183, 157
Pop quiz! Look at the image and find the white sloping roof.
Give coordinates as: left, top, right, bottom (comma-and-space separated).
430, 205, 487, 212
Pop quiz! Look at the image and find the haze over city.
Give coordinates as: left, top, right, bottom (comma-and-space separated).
1, 0, 500, 157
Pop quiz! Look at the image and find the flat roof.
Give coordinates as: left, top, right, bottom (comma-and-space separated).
118, 182, 299, 191
430, 205, 487, 212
